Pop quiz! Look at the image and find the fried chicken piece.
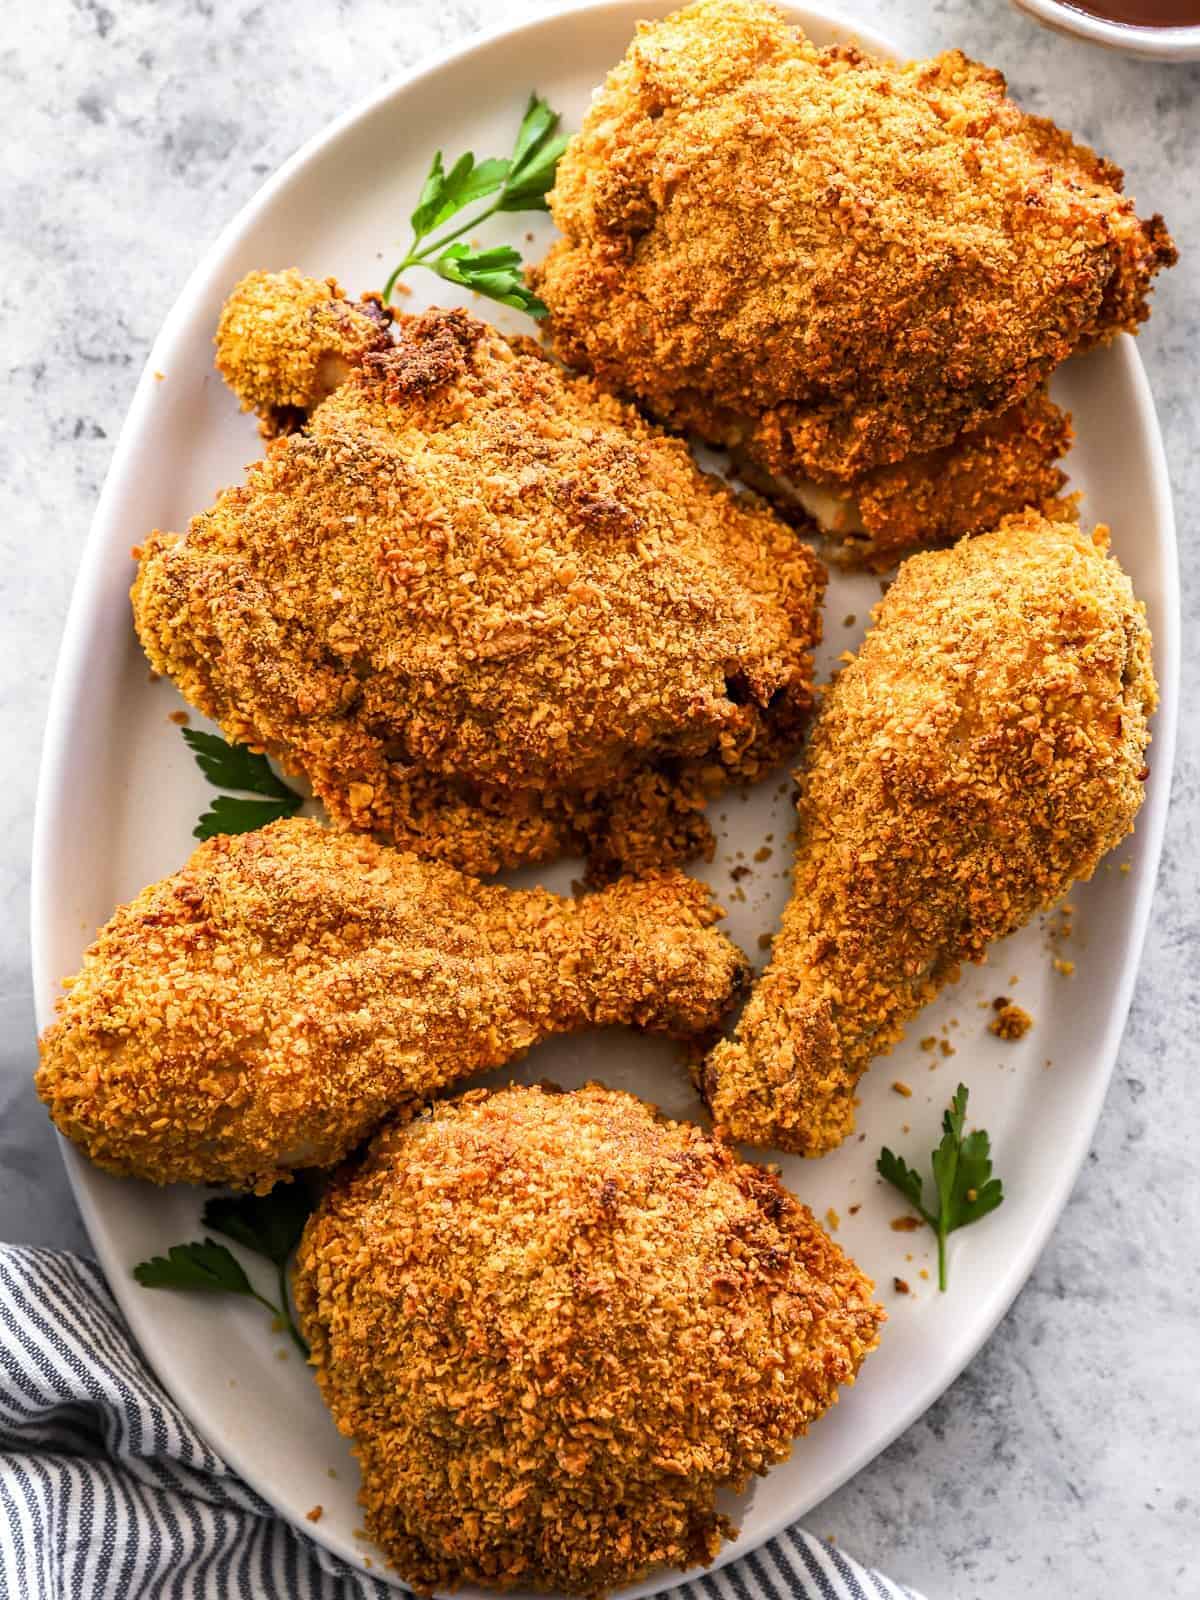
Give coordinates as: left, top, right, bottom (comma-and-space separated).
215, 268, 392, 433
36, 819, 750, 1192
134, 291, 824, 879
533, 0, 1174, 492
847, 390, 1074, 567
702, 511, 1156, 1155
761, 389, 1074, 570
294, 1082, 883, 1594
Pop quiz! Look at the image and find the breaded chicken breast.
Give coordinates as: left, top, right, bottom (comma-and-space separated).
135, 286, 824, 878
36, 820, 750, 1192
294, 1083, 883, 1594
702, 511, 1156, 1155
532, 0, 1173, 551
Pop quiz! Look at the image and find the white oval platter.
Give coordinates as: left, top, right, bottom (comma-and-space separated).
30, 1, 1179, 1592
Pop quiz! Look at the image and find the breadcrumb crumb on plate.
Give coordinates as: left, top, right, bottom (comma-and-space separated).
990, 1003, 1034, 1041
29, 1, 1177, 1593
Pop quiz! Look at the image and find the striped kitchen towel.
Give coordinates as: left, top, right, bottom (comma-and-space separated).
0, 1246, 922, 1600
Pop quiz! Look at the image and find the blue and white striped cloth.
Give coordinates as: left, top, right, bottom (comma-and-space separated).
0, 1246, 922, 1600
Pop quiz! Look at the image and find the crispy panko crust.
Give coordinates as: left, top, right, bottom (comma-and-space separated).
36, 819, 750, 1192
134, 294, 825, 879
215, 268, 392, 431
702, 511, 1156, 1155
293, 1083, 883, 1594
845, 389, 1074, 568
744, 388, 1074, 569
533, 0, 1175, 489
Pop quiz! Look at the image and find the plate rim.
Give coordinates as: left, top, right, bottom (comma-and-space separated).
29, 0, 1181, 1589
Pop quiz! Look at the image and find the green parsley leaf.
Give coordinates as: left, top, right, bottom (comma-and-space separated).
876, 1083, 1004, 1291
134, 1202, 313, 1357
509, 93, 559, 172
202, 1187, 314, 1355
410, 150, 510, 239
434, 244, 549, 317
500, 96, 567, 211
951, 1132, 1005, 1227
133, 1239, 255, 1297
875, 1147, 932, 1222
500, 98, 568, 212
410, 151, 449, 238
182, 728, 299, 800
193, 794, 302, 842
203, 1186, 314, 1270
182, 726, 303, 840
384, 92, 567, 318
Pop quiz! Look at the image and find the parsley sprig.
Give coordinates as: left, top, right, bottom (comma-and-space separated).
877, 1084, 1004, 1291
182, 727, 303, 840
133, 1186, 314, 1355
382, 94, 567, 318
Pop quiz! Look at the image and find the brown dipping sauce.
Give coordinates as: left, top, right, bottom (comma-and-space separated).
1061, 0, 1200, 24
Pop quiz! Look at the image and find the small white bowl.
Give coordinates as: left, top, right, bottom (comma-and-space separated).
1014, 0, 1200, 58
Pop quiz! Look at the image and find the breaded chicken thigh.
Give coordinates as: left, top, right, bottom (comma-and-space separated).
135, 282, 824, 878
532, 0, 1173, 553
766, 388, 1074, 570
37, 820, 750, 1192
294, 1083, 883, 1594
702, 512, 1156, 1155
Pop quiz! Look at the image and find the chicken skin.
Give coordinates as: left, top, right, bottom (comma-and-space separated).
293, 1083, 883, 1595
135, 282, 824, 879
36, 819, 750, 1192
532, 0, 1174, 556
702, 512, 1156, 1155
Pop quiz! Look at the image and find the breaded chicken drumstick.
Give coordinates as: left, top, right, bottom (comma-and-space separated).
37, 819, 750, 1192
213, 266, 393, 433
295, 1083, 883, 1594
134, 274, 824, 879
702, 511, 1155, 1155
532, 0, 1174, 562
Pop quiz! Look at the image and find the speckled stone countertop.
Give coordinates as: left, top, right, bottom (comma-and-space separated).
1, 2, 1197, 1595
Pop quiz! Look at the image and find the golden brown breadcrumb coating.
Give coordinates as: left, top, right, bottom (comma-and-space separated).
744, 389, 1073, 569
533, 0, 1174, 488
846, 390, 1074, 567
134, 299, 824, 879
293, 1083, 883, 1594
215, 269, 391, 431
702, 511, 1156, 1155
36, 819, 750, 1192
